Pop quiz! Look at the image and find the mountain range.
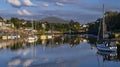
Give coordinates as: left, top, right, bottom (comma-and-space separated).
39, 16, 69, 23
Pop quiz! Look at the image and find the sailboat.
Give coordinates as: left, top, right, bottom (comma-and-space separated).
96, 5, 117, 52
25, 21, 38, 43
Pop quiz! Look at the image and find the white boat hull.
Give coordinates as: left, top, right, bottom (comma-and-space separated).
97, 43, 117, 52
25, 36, 38, 43
2, 35, 20, 40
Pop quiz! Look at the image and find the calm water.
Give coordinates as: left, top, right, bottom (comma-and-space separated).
0, 35, 120, 67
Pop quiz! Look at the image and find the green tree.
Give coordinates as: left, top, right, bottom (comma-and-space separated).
10, 17, 20, 29
103, 11, 120, 32
0, 16, 3, 21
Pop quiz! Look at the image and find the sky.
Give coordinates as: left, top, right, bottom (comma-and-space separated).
0, 0, 120, 24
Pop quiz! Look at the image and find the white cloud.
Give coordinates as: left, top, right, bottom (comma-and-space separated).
56, 2, 64, 6
22, 0, 37, 7
17, 9, 33, 16
7, 0, 49, 8
17, 10, 23, 15
62, 0, 78, 3
7, 0, 21, 7
42, 3, 49, 7
22, 9, 32, 16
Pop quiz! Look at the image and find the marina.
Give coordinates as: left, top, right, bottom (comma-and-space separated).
0, 34, 120, 67
0, 0, 120, 67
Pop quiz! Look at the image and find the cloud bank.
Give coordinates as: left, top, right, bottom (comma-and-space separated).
6, 0, 21, 7
6, 0, 37, 7
17, 9, 33, 16
56, 2, 64, 6
23, 0, 37, 7
2, 0, 120, 24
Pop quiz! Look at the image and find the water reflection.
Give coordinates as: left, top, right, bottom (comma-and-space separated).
0, 39, 24, 50
96, 41, 120, 67
38, 35, 89, 48
0, 34, 120, 67
0, 34, 91, 50
97, 51, 119, 61
96, 41, 120, 61
8, 57, 21, 66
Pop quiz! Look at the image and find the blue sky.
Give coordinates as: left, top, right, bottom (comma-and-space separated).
0, 0, 120, 24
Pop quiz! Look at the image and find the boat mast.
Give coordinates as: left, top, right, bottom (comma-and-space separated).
32, 20, 34, 35
103, 4, 105, 39
97, 19, 101, 41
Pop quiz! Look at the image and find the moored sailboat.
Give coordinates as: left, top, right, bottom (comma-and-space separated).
96, 4, 117, 52
25, 21, 38, 43
25, 34, 38, 43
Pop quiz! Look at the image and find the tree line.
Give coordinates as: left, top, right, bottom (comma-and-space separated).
1, 11, 119, 35
0, 17, 81, 34
87, 11, 120, 35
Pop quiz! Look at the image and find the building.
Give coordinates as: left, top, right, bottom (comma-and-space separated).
80, 24, 89, 32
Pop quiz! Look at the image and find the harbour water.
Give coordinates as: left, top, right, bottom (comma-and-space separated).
0, 34, 120, 67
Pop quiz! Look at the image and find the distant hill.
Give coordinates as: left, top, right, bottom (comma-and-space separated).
40, 16, 69, 23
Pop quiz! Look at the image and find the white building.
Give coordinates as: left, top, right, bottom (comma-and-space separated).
0, 22, 4, 26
